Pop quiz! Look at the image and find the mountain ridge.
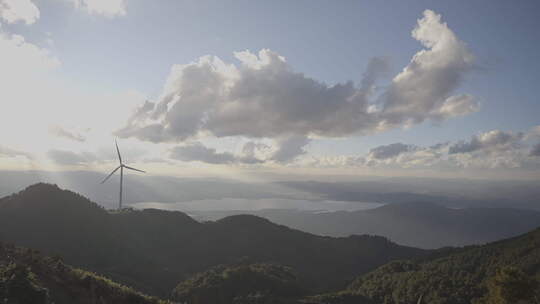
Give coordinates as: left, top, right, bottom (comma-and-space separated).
306, 226, 540, 304
193, 200, 540, 248
0, 183, 427, 297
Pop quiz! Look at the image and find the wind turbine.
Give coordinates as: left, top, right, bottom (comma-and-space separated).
101, 140, 145, 210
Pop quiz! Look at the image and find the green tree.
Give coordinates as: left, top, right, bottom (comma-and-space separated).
1, 263, 49, 304
478, 267, 538, 304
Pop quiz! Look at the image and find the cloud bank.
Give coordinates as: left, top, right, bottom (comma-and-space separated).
170, 143, 237, 165
0, 0, 39, 24
448, 130, 523, 154
46, 149, 97, 166
49, 125, 87, 142
312, 128, 540, 170
0, 145, 31, 159
530, 143, 540, 157
117, 10, 478, 161
367, 143, 416, 160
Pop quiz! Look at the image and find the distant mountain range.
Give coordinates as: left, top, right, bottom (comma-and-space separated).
1, 170, 539, 210
1, 183, 539, 304
193, 202, 540, 248
0, 183, 425, 297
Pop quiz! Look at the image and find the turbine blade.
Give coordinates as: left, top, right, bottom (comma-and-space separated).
123, 165, 145, 173
115, 139, 122, 164
100, 166, 121, 184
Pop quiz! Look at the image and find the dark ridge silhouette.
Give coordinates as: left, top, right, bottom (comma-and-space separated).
0, 183, 427, 297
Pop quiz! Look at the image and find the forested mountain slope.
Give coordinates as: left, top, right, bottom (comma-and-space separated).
307, 226, 540, 304
0, 242, 168, 304
0, 184, 426, 297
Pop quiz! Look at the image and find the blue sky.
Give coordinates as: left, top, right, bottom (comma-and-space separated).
0, 0, 539, 179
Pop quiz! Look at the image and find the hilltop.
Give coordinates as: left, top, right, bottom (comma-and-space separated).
0, 183, 426, 297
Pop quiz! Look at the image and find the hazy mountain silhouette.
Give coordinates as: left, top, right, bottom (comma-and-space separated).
0, 183, 426, 297
276, 179, 540, 210
1, 171, 540, 210
0, 170, 303, 209
194, 202, 540, 248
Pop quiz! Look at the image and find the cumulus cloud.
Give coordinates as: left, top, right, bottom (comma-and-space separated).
117, 10, 477, 149
0, 145, 31, 158
46, 149, 97, 166
170, 137, 313, 165
0, 28, 60, 79
0, 0, 39, 24
271, 136, 311, 163
526, 125, 540, 140
49, 125, 87, 142
360, 142, 447, 168
66, 0, 127, 17
367, 143, 415, 160
530, 143, 540, 157
448, 130, 523, 154
241, 141, 271, 163
379, 10, 477, 129
0, 26, 62, 144
435, 94, 479, 120
170, 143, 236, 164
170, 142, 265, 164
310, 128, 540, 170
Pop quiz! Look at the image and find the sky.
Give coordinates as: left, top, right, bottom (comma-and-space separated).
1, 0, 540, 181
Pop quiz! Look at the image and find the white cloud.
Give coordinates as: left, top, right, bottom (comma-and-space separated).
379, 10, 478, 129
46, 149, 97, 166
170, 142, 266, 165
0, 27, 61, 149
448, 130, 523, 154
49, 125, 87, 142
0, 31, 59, 73
0, 0, 39, 25
0, 145, 31, 159
526, 125, 540, 140
366, 143, 415, 160
530, 143, 540, 157
435, 94, 479, 120
271, 136, 311, 163
117, 10, 478, 147
308, 128, 540, 171
67, 0, 126, 17
169, 136, 313, 165
170, 143, 237, 165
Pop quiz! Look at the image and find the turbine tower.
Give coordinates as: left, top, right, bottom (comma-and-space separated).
101, 140, 145, 210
